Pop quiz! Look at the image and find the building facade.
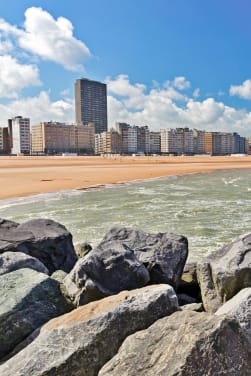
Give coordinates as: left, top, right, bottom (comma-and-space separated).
95, 130, 122, 154
149, 131, 161, 154
161, 128, 194, 155
31, 122, 95, 155
75, 78, 107, 134
10, 116, 30, 155
0, 127, 10, 154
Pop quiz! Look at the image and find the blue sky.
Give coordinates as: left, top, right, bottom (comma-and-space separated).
0, 0, 251, 135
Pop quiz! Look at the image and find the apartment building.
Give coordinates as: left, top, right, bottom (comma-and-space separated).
31, 122, 95, 155
95, 130, 121, 154
75, 78, 107, 134
116, 122, 150, 154
161, 128, 194, 155
149, 131, 161, 154
10, 116, 30, 155
0, 127, 10, 154
193, 129, 206, 154
76, 123, 95, 154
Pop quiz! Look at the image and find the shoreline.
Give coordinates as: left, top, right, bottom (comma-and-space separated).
1, 155, 251, 200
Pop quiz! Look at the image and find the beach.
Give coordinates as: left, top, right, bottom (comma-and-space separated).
1, 155, 251, 200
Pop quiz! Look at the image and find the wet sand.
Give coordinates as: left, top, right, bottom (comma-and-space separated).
1, 155, 251, 200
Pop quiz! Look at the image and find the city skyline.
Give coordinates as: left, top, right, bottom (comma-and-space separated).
0, 1, 251, 135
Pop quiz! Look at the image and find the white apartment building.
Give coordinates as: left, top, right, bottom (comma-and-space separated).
161, 128, 194, 154
11, 116, 30, 155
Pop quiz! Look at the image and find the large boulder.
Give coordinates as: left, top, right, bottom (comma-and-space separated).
216, 287, 251, 344
0, 284, 179, 376
0, 251, 49, 276
0, 218, 78, 274
197, 232, 251, 313
64, 241, 150, 306
99, 311, 251, 376
98, 226, 188, 289
0, 268, 72, 360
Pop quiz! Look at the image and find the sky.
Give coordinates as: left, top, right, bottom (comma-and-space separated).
0, 0, 251, 135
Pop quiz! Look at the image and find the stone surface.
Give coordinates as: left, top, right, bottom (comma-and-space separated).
0, 218, 78, 274
178, 262, 200, 300
177, 293, 197, 306
0, 268, 72, 360
181, 302, 204, 312
99, 311, 251, 376
98, 226, 188, 289
0, 251, 49, 276
197, 232, 251, 313
216, 287, 251, 344
0, 284, 179, 376
64, 241, 150, 306
74, 242, 92, 258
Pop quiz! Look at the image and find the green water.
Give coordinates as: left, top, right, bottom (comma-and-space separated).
1, 169, 251, 262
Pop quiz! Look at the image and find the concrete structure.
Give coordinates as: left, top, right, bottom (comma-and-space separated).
149, 131, 161, 154
95, 130, 121, 154
10, 116, 30, 155
116, 123, 150, 154
31, 122, 95, 155
161, 128, 194, 155
75, 123, 95, 154
75, 78, 107, 134
0, 127, 10, 154
205, 132, 246, 155
193, 129, 206, 154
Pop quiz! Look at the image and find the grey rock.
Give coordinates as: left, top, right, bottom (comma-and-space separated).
0, 251, 49, 276
0, 284, 179, 376
178, 262, 200, 299
181, 302, 204, 312
64, 241, 150, 306
51, 269, 67, 283
177, 293, 197, 306
98, 226, 188, 289
99, 311, 251, 376
0, 268, 72, 360
197, 232, 251, 313
216, 287, 251, 344
0, 218, 78, 274
75, 242, 92, 258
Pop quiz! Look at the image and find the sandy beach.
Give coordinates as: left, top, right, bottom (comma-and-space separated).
1, 155, 251, 200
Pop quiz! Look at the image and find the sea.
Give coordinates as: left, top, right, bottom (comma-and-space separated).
1, 168, 251, 262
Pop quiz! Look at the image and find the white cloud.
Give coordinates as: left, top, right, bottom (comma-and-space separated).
107, 75, 251, 135
0, 91, 74, 125
0, 7, 91, 71
193, 88, 200, 98
230, 79, 251, 99
173, 76, 191, 90
0, 55, 41, 98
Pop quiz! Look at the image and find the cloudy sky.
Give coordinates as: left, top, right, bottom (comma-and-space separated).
0, 0, 251, 135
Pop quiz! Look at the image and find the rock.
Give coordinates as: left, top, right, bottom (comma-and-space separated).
0, 284, 179, 376
0, 218, 78, 274
99, 311, 251, 376
197, 233, 251, 313
177, 293, 197, 306
0, 251, 49, 276
98, 226, 188, 289
216, 287, 251, 344
51, 269, 67, 283
64, 241, 150, 306
177, 262, 201, 300
75, 242, 92, 258
0, 268, 72, 360
0, 218, 19, 229
181, 302, 204, 312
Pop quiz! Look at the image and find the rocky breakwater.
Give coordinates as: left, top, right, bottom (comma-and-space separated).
0, 218, 250, 375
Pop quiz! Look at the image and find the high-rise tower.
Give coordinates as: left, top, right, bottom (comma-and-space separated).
75, 78, 107, 134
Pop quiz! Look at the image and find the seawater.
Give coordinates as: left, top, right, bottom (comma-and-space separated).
1, 169, 251, 262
